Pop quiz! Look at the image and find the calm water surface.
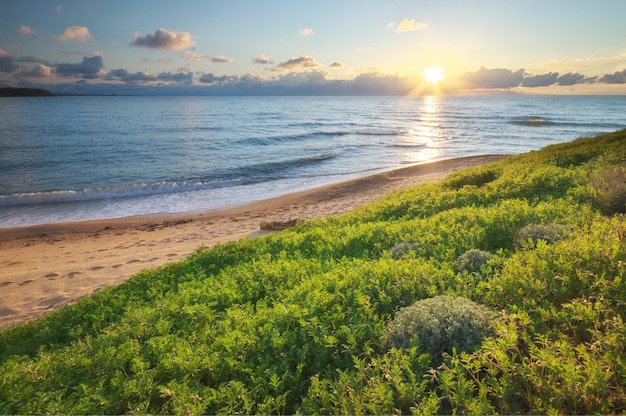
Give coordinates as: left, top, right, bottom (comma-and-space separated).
1, 95, 624, 227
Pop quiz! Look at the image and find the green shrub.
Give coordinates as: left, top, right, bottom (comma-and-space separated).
456, 249, 494, 274
590, 164, 626, 215
444, 168, 499, 189
513, 223, 569, 248
383, 296, 498, 364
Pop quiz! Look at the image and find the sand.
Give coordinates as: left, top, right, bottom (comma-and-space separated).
0, 155, 506, 329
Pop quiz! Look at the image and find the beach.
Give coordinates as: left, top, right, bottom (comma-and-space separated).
0, 155, 505, 329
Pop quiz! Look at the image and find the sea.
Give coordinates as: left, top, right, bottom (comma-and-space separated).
1, 94, 625, 228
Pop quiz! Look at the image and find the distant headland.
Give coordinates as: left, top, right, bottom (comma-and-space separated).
0, 87, 55, 97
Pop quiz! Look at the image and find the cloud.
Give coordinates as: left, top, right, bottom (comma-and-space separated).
556, 72, 590, 85
157, 71, 193, 84
194, 69, 415, 95
389, 19, 428, 32
458, 66, 525, 89
130, 29, 196, 51
53, 26, 94, 42
211, 55, 234, 63
254, 54, 271, 64
107, 69, 193, 84
329, 61, 344, 68
55, 55, 104, 78
107, 69, 156, 82
0, 50, 18, 73
521, 72, 559, 87
17, 25, 37, 37
599, 69, 626, 84
272, 56, 322, 72
198, 73, 236, 84
20, 64, 52, 78
299, 28, 315, 36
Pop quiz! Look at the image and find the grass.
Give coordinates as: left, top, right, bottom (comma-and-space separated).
1, 129, 625, 414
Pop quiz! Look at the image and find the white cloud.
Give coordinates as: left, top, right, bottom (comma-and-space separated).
211, 55, 234, 63
329, 61, 345, 68
389, 19, 428, 32
299, 28, 315, 36
130, 29, 196, 51
53, 26, 94, 42
17, 25, 37, 37
21, 64, 52, 78
254, 54, 271, 64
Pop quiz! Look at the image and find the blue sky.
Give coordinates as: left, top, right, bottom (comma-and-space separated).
1, 0, 625, 95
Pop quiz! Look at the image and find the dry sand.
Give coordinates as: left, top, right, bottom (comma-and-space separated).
0, 155, 506, 329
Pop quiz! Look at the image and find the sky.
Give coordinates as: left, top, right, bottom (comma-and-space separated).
1, 0, 626, 95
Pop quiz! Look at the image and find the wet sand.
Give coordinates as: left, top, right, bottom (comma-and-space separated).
0, 155, 506, 329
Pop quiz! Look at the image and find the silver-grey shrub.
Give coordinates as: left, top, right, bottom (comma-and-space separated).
514, 223, 569, 248
384, 295, 497, 363
456, 249, 494, 274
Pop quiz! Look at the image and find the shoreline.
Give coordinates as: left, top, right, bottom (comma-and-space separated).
0, 155, 507, 329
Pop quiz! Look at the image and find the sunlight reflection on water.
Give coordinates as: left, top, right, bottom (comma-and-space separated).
400, 96, 444, 163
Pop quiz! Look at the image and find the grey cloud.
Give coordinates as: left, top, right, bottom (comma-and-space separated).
107, 69, 156, 82
129, 29, 196, 51
521, 72, 559, 87
0, 54, 18, 73
198, 73, 237, 84
599, 69, 626, 84
107, 69, 193, 84
272, 56, 322, 72
157, 71, 194, 84
253, 54, 272, 64
56, 56, 104, 79
459, 66, 525, 89
211, 56, 234, 63
556, 72, 590, 85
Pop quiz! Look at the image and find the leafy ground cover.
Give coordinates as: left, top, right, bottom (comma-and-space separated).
1, 129, 625, 414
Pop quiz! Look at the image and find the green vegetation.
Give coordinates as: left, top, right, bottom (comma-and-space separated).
1, 129, 625, 414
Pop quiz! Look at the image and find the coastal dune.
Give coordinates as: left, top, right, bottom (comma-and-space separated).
0, 155, 505, 329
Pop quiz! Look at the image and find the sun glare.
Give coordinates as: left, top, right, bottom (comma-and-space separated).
422, 65, 445, 85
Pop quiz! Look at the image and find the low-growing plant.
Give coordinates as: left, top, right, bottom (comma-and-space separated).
513, 223, 569, 248
456, 248, 494, 274
590, 163, 626, 215
444, 167, 499, 189
388, 239, 421, 259
383, 295, 498, 364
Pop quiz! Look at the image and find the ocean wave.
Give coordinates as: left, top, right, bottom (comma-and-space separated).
0, 153, 338, 208
0, 180, 244, 208
233, 152, 338, 179
392, 143, 428, 148
237, 130, 349, 146
510, 117, 553, 127
510, 117, 625, 129
356, 129, 405, 136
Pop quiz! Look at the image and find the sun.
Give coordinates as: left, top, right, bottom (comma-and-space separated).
422, 65, 445, 85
